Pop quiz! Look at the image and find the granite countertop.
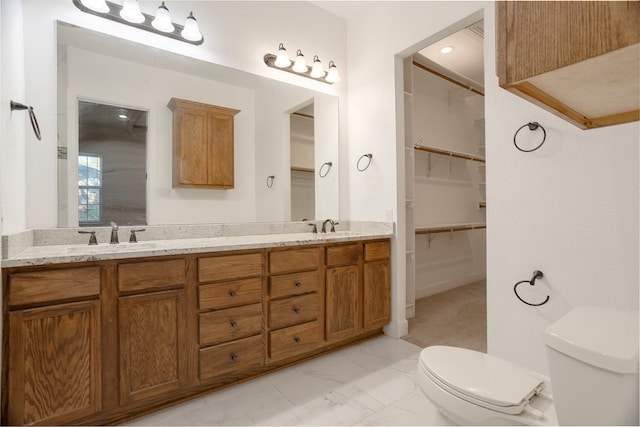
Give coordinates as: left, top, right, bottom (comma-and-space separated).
2, 229, 393, 268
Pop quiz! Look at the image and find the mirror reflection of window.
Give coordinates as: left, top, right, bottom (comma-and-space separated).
290, 103, 315, 221
78, 101, 147, 226
78, 153, 102, 223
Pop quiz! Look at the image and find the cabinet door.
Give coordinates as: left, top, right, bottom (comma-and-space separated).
119, 290, 187, 404
173, 107, 209, 186
325, 265, 361, 342
6, 300, 102, 426
207, 112, 234, 187
363, 260, 391, 330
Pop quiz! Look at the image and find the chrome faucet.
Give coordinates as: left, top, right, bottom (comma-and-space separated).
321, 219, 338, 233
110, 222, 119, 244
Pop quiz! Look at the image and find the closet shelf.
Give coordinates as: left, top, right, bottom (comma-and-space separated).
291, 166, 314, 173
415, 222, 486, 235
414, 145, 485, 163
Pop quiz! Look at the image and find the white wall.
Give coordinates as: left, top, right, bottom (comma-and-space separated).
345, 1, 639, 374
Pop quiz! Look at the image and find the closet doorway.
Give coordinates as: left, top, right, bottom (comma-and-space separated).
402, 16, 487, 353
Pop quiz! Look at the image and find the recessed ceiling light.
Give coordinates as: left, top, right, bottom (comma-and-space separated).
118, 114, 128, 119
440, 46, 455, 54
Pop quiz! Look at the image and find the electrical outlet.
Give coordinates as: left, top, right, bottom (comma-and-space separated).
158, 188, 170, 197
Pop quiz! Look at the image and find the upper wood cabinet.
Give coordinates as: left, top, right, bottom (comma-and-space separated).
496, 1, 639, 129
168, 98, 240, 188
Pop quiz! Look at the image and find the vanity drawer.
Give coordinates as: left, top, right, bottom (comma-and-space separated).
269, 320, 324, 362
326, 243, 362, 267
199, 278, 262, 310
118, 259, 185, 294
7, 266, 101, 307
269, 247, 322, 275
364, 240, 390, 261
269, 293, 320, 330
270, 270, 322, 299
198, 252, 262, 283
199, 303, 263, 347
199, 335, 264, 381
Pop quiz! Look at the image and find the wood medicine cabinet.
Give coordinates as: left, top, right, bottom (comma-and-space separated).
496, 1, 639, 129
168, 98, 240, 188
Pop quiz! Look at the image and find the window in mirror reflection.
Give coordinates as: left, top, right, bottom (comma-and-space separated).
78, 101, 147, 226
290, 103, 315, 221
78, 153, 102, 223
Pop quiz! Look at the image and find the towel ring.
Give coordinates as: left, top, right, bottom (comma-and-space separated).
514, 270, 550, 306
514, 122, 546, 153
357, 154, 373, 171
319, 161, 333, 178
266, 175, 275, 188
11, 101, 41, 141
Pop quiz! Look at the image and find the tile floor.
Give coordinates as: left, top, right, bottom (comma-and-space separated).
127, 336, 455, 426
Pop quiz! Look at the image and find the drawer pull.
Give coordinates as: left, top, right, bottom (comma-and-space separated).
229, 290, 237, 297
293, 307, 301, 314
295, 281, 302, 288
230, 353, 239, 361
294, 337, 301, 343
230, 320, 237, 328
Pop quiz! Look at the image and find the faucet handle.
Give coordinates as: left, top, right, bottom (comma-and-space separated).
308, 223, 318, 234
78, 230, 98, 245
129, 228, 146, 243
331, 221, 339, 232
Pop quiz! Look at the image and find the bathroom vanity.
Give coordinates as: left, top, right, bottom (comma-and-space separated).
1, 226, 391, 426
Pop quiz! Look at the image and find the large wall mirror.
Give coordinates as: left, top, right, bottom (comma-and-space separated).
57, 21, 339, 227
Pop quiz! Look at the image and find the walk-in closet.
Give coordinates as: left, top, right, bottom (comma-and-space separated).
403, 18, 487, 352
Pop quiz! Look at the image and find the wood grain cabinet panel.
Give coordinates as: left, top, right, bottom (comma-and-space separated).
363, 260, 391, 330
6, 300, 102, 426
199, 277, 262, 310
168, 98, 240, 188
199, 303, 262, 346
118, 259, 185, 294
270, 270, 321, 299
325, 265, 361, 342
198, 253, 262, 283
7, 266, 100, 308
326, 243, 362, 267
364, 241, 391, 262
119, 290, 187, 404
269, 293, 320, 330
269, 320, 324, 362
199, 335, 263, 381
269, 247, 322, 274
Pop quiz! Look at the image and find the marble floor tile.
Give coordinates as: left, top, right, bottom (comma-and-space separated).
125, 336, 448, 426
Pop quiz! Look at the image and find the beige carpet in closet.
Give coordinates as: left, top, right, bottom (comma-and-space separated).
403, 280, 487, 353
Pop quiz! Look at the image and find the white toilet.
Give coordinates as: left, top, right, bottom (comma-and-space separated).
416, 306, 639, 425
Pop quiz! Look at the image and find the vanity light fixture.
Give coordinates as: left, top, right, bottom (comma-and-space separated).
264, 43, 340, 84
72, 0, 203, 45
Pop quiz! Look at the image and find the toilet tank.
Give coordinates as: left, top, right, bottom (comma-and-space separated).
543, 306, 639, 426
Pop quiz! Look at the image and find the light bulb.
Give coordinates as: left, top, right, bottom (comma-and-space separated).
80, 0, 109, 13
440, 46, 454, 54
326, 61, 340, 83
292, 50, 307, 73
152, 1, 174, 33
274, 43, 291, 68
310, 55, 326, 78
181, 12, 202, 41
120, 0, 144, 23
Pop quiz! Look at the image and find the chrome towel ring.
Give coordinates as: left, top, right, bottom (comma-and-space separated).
514, 122, 546, 152
266, 175, 275, 188
514, 270, 550, 306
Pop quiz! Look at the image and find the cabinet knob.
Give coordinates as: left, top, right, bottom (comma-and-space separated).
229, 290, 237, 297
293, 307, 301, 314
230, 353, 238, 361
230, 321, 237, 328
295, 281, 302, 288
294, 337, 301, 343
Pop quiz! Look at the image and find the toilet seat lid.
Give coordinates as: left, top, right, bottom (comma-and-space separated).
419, 346, 544, 409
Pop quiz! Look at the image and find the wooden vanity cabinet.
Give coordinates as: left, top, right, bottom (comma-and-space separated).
3, 266, 102, 426
496, 1, 639, 129
267, 246, 325, 362
325, 243, 363, 342
197, 252, 265, 382
363, 241, 391, 330
168, 98, 240, 189
117, 259, 189, 405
